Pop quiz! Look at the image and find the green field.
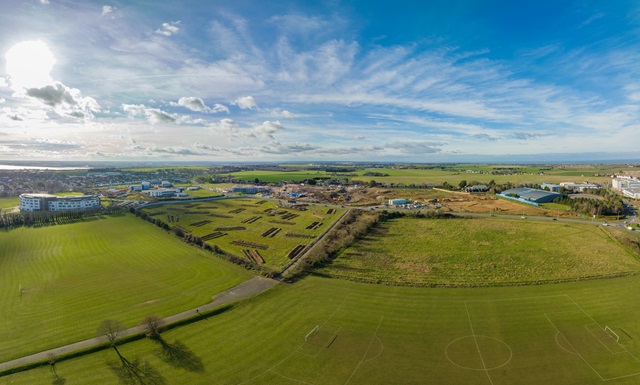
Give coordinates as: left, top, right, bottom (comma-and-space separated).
228, 164, 627, 186
5, 275, 640, 384
318, 217, 640, 285
140, 198, 345, 271
0, 214, 252, 362
0, 196, 19, 209
229, 170, 334, 183
5, 202, 640, 384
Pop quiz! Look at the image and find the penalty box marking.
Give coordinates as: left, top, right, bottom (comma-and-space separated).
545, 304, 640, 381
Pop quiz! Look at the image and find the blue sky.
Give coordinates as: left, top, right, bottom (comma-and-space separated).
0, 0, 639, 163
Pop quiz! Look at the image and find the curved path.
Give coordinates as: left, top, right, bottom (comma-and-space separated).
0, 276, 278, 374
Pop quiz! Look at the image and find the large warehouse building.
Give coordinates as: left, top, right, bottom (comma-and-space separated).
498, 188, 562, 204
19, 193, 101, 212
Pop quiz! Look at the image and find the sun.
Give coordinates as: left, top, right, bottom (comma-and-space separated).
5, 40, 56, 90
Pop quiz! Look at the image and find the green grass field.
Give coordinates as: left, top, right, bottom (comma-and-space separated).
5, 275, 640, 384
317, 217, 640, 285
0, 196, 19, 209
0, 214, 252, 362
228, 164, 627, 186
141, 198, 345, 271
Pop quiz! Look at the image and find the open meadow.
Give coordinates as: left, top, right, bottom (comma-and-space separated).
228, 164, 629, 186
140, 198, 345, 271
0, 196, 19, 209
0, 213, 252, 362
5, 275, 640, 384
318, 217, 640, 286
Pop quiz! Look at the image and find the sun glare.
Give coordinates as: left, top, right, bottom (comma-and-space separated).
5, 40, 56, 90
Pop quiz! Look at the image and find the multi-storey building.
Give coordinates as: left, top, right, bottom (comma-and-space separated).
19, 193, 101, 212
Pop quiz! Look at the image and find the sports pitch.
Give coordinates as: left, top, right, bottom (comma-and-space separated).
237, 281, 640, 385
5, 275, 640, 384
0, 214, 251, 363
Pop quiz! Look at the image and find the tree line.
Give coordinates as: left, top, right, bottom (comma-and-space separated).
283, 209, 453, 281
0, 206, 121, 230
553, 193, 625, 216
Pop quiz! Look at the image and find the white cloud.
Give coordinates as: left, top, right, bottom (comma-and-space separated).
147, 145, 201, 155
259, 142, 318, 154
147, 108, 177, 124
40, 0, 50, 4
387, 141, 445, 154
271, 109, 295, 118
122, 104, 147, 117
231, 95, 258, 110
254, 120, 283, 138
173, 96, 229, 114
102, 5, 114, 16
210, 103, 230, 113
25, 82, 101, 119
155, 21, 181, 36
122, 104, 177, 124
209, 118, 238, 134
176, 96, 207, 111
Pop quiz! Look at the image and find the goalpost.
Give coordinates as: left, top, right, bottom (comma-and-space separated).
305, 325, 319, 342
604, 326, 620, 342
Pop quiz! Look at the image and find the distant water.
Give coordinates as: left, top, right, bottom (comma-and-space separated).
0, 164, 90, 170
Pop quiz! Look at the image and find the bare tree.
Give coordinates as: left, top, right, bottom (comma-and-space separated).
98, 319, 165, 384
97, 319, 126, 347
48, 353, 66, 384
142, 315, 165, 340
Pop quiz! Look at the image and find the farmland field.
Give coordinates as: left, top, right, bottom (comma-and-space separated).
0, 214, 251, 362
5, 275, 640, 384
317, 217, 640, 285
140, 198, 345, 271
228, 164, 630, 186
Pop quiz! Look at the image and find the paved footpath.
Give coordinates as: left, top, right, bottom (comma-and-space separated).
0, 276, 279, 373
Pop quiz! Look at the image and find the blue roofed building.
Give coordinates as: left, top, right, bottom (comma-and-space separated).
498, 187, 562, 205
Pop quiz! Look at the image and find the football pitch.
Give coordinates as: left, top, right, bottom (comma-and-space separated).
243, 288, 640, 384
5, 275, 640, 384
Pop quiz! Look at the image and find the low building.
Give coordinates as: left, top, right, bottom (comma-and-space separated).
498, 188, 562, 204
560, 182, 599, 191
465, 184, 488, 193
540, 183, 560, 192
144, 188, 178, 197
614, 178, 640, 199
104, 188, 126, 197
19, 193, 100, 212
389, 199, 410, 205
232, 186, 271, 194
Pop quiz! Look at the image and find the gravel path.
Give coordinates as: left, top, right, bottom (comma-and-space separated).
0, 276, 278, 374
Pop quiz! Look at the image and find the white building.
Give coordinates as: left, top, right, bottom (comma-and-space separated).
612, 178, 640, 199
389, 199, 410, 205
144, 188, 178, 197
19, 194, 101, 212
559, 182, 599, 191
540, 183, 560, 192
